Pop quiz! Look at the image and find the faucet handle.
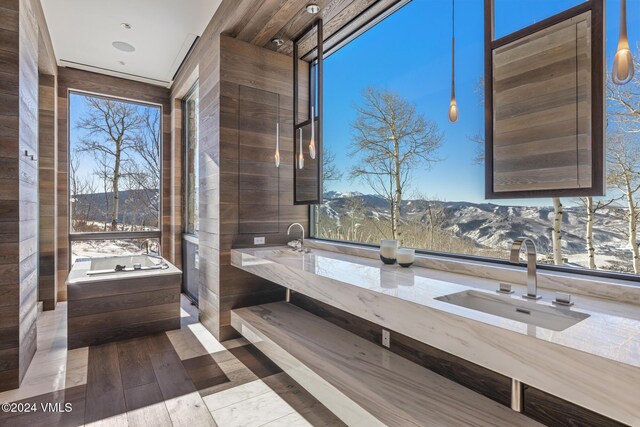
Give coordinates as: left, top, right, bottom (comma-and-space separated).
552, 292, 574, 307
496, 283, 514, 294
287, 240, 301, 250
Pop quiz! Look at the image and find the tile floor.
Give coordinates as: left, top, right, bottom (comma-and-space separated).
0, 296, 345, 427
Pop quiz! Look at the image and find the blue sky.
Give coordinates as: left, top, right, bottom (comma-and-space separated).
323, 0, 637, 206
67, 1, 637, 206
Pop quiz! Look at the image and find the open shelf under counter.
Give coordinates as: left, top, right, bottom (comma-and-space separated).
231, 246, 640, 426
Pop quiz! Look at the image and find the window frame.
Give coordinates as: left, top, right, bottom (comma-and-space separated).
67, 89, 164, 260
293, 19, 324, 206
310, 0, 639, 284
182, 81, 199, 236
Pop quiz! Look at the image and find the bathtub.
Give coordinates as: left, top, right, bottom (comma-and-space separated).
66, 255, 182, 349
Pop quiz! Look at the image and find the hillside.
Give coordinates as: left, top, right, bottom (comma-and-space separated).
318, 192, 633, 272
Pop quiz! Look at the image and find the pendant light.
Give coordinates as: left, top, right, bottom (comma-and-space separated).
448, 0, 458, 122
309, 106, 316, 159
298, 128, 304, 169
613, 0, 634, 85
274, 123, 280, 167
274, 96, 280, 167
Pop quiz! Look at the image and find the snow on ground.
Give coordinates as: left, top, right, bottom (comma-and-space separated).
71, 239, 157, 264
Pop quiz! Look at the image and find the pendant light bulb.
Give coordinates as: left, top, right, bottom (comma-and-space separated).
613, 0, 634, 85
309, 106, 316, 159
274, 123, 280, 167
448, 0, 458, 122
298, 128, 304, 169
448, 99, 458, 123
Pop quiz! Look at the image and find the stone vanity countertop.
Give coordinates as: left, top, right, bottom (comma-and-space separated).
231, 246, 640, 369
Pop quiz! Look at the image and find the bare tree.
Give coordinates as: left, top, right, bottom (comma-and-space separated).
607, 133, 640, 273
343, 194, 365, 242
127, 108, 161, 225
77, 97, 145, 230
469, 78, 485, 165
576, 197, 618, 269
551, 197, 564, 265
70, 152, 99, 231
93, 152, 114, 232
607, 53, 640, 134
425, 200, 446, 250
469, 133, 485, 165
322, 146, 343, 183
606, 54, 640, 273
69, 153, 83, 231
349, 87, 443, 243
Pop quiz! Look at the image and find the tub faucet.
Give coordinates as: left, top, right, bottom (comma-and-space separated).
510, 237, 541, 300
287, 223, 307, 252
143, 239, 162, 258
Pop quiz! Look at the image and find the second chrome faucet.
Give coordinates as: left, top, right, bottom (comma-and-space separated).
510, 237, 541, 300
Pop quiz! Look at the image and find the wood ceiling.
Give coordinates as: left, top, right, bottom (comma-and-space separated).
224, 0, 406, 59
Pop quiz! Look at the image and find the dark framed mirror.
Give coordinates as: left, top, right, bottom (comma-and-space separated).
484, 0, 604, 199
293, 19, 323, 205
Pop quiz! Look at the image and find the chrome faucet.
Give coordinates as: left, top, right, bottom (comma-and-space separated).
287, 223, 307, 252
510, 237, 541, 300
143, 239, 162, 259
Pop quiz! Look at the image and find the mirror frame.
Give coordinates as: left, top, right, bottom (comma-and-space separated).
293, 19, 323, 205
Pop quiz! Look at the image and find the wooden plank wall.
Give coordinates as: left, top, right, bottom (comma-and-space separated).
169, 0, 340, 341
169, 0, 405, 340
38, 73, 56, 310
196, 29, 224, 339
17, 0, 39, 384
170, 0, 262, 341
56, 68, 174, 299
0, 0, 39, 391
36, 0, 57, 311
0, 0, 23, 391
55, 73, 67, 300
170, 97, 182, 270
217, 36, 308, 340
237, 85, 281, 234
492, 13, 592, 193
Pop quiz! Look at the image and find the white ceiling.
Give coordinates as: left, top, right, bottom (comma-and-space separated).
40, 0, 222, 87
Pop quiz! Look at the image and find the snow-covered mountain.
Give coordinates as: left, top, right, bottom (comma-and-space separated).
319, 192, 632, 271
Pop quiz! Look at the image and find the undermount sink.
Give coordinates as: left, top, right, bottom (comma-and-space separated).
436, 290, 590, 331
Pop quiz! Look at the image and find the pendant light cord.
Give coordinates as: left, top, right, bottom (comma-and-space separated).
452, 0, 455, 36
451, 0, 455, 97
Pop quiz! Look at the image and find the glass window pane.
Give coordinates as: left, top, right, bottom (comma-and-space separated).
313, 0, 638, 278
184, 84, 199, 235
69, 93, 161, 233
71, 238, 160, 264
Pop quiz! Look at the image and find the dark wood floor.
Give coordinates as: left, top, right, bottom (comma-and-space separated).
0, 297, 344, 427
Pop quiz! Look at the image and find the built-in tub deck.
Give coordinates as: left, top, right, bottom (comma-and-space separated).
66, 255, 182, 349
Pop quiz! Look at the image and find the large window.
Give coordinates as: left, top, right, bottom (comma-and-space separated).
69, 92, 162, 261
183, 83, 199, 235
313, 0, 640, 278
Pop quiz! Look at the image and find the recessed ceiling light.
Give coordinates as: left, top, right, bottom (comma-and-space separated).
112, 41, 135, 53
306, 4, 320, 14
271, 38, 284, 47
118, 60, 126, 66
121, 23, 132, 30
